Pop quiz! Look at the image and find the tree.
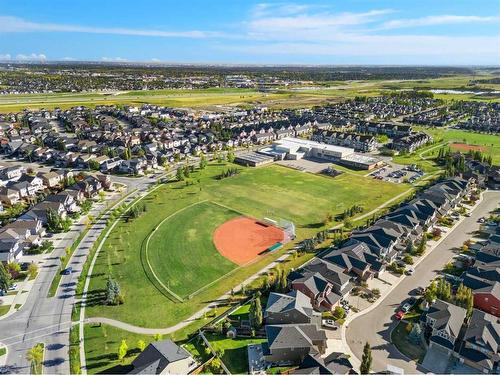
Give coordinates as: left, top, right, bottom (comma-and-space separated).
118, 339, 128, 361
105, 276, 123, 305
416, 234, 427, 255
88, 159, 100, 171
28, 263, 38, 279
360, 342, 372, 374
199, 154, 207, 169
137, 339, 146, 352
176, 167, 184, 181
249, 292, 263, 328
153, 333, 163, 341
333, 306, 346, 320
409, 323, 422, 345
405, 240, 415, 254
227, 151, 235, 163
7, 262, 21, 279
0, 262, 12, 292
26, 343, 44, 375
424, 281, 437, 303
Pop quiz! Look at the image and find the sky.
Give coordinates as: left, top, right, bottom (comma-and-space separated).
0, 0, 499, 65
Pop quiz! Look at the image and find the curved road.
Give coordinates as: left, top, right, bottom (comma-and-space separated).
0, 177, 154, 374
346, 190, 499, 374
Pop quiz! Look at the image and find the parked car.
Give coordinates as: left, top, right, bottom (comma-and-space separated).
401, 303, 412, 312
414, 286, 425, 295
322, 319, 338, 330
395, 310, 405, 320
20, 262, 30, 272
8, 283, 17, 291
405, 267, 415, 276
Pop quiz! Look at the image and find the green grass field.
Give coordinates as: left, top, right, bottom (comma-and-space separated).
84, 163, 408, 330
147, 201, 239, 297
1, 74, 497, 113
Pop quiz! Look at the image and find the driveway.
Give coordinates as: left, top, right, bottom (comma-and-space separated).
345, 190, 499, 374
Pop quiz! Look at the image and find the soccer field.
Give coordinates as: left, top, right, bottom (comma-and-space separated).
85, 163, 408, 328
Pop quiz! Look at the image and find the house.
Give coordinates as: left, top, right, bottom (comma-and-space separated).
0, 187, 20, 206
263, 324, 327, 364
458, 309, 499, 373
391, 132, 431, 152
0, 219, 45, 249
6, 180, 36, 198
119, 158, 147, 175
19, 201, 66, 225
68, 176, 103, 198
462, 272, 500, 318
128, 339, 196, 375
0, 236, 21, 263
0, 165, 25, 182
37, 171, 62, 189
46, 192, 78, 213
420, 300, 467, 355
264, 290, 321, 325
290, 271, 347, 312
291, 353, 357, 375
100, 157, 122, 173
294, 258, 353, 304
321, 242, 385, 280
18, 174, 44, 193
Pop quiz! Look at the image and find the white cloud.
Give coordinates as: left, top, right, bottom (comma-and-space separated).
251, 3, 313, 18
0, 15, 221, 38
62, 56, 76, 61
0, 53, 11, 60
381, 15, 500, 29
101, 57, 128, 62
150, 58, 161, 62
16, 53, 46, 61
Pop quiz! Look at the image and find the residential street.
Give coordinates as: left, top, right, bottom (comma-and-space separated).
345, 190, 499, 374
0, 176, 155, 374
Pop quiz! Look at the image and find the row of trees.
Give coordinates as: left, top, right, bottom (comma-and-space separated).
336, 204, 364, 221
216, 167, 240, 180
424, 279, 474, 316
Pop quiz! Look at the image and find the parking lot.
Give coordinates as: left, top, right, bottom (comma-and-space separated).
368, 163, 424, 184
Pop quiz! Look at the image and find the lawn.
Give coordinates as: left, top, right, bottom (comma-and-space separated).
205, 333, 266, 374
0, 305, 10, 317
391, 319, 426, 363
147, 201, 239, 298
84, 163, 408, 330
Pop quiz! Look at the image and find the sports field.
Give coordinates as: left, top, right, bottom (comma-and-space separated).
85, 163, 409, 328
147, 201, 239, 298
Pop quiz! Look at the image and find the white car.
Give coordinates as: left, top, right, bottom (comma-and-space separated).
401, 303, 412, 312
322, 319, 338, 330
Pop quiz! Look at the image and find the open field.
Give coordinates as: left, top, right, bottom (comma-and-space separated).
0, 74, 498, 113
84, 163, 408, 330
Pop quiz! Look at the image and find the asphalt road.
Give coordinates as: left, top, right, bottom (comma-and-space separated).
0, 176, 155, 374
346, 190, 499, 374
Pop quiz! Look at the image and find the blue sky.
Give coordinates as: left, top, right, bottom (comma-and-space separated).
0, 0, 499, 65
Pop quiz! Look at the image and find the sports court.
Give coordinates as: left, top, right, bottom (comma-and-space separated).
213, 217, 286, 265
